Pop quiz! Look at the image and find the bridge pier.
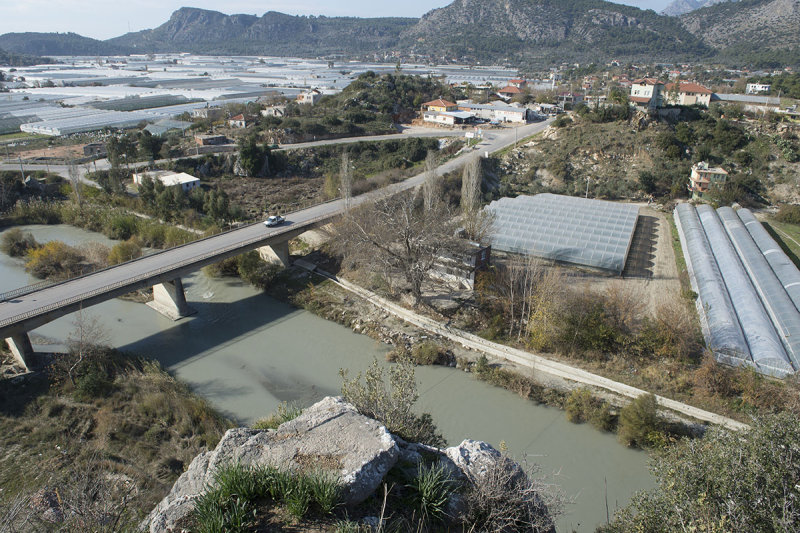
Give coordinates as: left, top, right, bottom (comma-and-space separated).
148, 278, 196, 321
5, 333, 34, 371
258, 240, 291, 267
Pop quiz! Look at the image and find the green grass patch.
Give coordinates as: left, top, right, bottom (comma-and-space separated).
762, 219, 800, 269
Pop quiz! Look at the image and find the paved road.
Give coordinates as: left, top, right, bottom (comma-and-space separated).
0, 119, 552, 338
0, 126, 476, 182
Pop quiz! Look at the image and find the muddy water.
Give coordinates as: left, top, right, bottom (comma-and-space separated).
0, 224, 653, 531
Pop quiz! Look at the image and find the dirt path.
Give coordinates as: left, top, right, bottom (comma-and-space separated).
298, 263, 748, 432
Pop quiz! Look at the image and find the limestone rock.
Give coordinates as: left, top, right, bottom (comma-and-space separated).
445, 439, 521, 482
142, 396, 399, 532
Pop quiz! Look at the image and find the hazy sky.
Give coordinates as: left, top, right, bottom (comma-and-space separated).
2, 0, 672, 40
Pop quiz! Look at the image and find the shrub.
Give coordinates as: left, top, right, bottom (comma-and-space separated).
408, 462, 454, 524
617, 394, 661, 448
107, 214, 139, 240
602, 413, 800, 533
553, 115, 572, 128
25, 240, 86, 280
237, 251, 282, 290
564, 388, 615, 431
74, 363, 114, 400
411, 341, 443, 365
776, 204, 800, 225
252, 402, 303, 430
0, 228, 39, 257
340, 356, 445, 447
107, 238, 142, 265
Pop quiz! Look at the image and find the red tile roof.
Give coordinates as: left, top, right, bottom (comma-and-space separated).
630, 96, 652, 104
632, 78, 662, 86
230, 114, 245, 120
423, 99, 457, 108
509, 78, 526, 83
665, 82, 712, 95
498, 86, 522, 94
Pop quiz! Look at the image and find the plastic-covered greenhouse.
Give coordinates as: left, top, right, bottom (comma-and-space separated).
485, 194, 640, 273
674, 203, 799, 377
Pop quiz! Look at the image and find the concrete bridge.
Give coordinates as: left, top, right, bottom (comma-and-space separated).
0, 119, 553, 371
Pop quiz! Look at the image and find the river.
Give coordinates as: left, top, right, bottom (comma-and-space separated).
0, 224, 653, 531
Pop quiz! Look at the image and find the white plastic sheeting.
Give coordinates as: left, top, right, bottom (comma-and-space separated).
696, 205, 792, 376
675, 203, 798, 377
486, 194, 639, 273
737, 208, 800, 313
718, 207, 800, 371
674, 203, 751, 366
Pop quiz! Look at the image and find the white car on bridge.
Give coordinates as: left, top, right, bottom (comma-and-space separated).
264, 215, 285, 227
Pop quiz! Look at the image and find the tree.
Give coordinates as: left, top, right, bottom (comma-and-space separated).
602, 413, 800, 533
66, 308, 109, 387
67, 160, 84, 210
460, 156, 494, 242
340, 151, 352, 210
237, 135, 269, 177
336, 186, 459, 306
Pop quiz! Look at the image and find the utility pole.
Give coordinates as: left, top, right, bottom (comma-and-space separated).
585, 176, 590, 198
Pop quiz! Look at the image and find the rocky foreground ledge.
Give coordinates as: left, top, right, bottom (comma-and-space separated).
143, 396, 550, 532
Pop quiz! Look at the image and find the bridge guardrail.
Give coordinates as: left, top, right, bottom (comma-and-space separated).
0, 211, 336, 331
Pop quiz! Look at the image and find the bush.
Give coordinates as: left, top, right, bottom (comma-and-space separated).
74, 363, 114, 400
107, 214, 139, 240
411, 341, 443, 365
602, 413, 800, 532
237, 251, 282, 290
776, 204, 800, 225
564, 388, 615, 431
617, 393, 661, 448
340, 356, 445, 447
553, 115, 572, 128
25, 240, 86, 280
0, 228, 39, 257
107, 238, 142, 265
252, 402, 303, 430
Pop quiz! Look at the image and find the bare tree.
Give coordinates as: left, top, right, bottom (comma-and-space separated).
66, 308, 109, 386
68, 160, 85, 210
337, 187, 459, 306
340, 151, 353, 210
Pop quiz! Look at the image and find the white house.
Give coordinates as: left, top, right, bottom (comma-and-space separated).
297, 89, 322, 105
133, 170, 201, 193
664, 82, 713, 107
746, 83, 771, 95
629, 78, 664, 110
261, 105, 286, 117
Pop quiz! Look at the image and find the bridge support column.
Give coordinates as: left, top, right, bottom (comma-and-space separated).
148, 278, 196, 321
258, 240, 291, 267
5, 333, 33, 371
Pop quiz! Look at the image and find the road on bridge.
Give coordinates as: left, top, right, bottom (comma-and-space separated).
0, 119, 552, 338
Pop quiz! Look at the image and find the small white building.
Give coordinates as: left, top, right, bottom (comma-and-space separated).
630, 78, 664, 110
422, 110, 473, 126
457, 102, 529, 123
297, 89, 323, 105
746, 83, 771, 95
261, 105, 286, 117
191, 107, 224, 120
133, 170, 201, 192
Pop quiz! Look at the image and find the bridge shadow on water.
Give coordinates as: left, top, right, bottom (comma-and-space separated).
116, 288, 341, 419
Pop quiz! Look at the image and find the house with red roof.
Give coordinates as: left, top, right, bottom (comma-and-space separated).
508, 78, 528, 89
422, 99, 458, 113
630, 78, 665, 110
497, 85, 523, 99
664, 82, 713, 107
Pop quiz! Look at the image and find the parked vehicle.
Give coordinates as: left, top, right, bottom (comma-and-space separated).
264, 215, 285, 227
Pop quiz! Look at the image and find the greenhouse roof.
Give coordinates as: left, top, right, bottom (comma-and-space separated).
486, 193, 640, 273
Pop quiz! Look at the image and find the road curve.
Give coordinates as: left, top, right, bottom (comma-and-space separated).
0, 120, 553, 338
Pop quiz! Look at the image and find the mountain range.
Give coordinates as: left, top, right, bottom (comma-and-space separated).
661, 0, 736, 17
0, 0, 797, 67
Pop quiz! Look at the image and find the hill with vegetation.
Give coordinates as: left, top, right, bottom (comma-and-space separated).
0, 47, 55, 67
398, 0, 710, 64
0, 32, 129, 56
107, 7, 416, 56
680, 0, 800, 66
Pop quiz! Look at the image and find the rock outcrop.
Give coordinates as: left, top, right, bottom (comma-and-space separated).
143, 397, 541, 533
143, 396, 399, 532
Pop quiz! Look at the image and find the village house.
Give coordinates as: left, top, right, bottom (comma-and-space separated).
191, 107, 224, 121
422, 98, 459, 113
261, 105, 286, 118
507, 78, 528, 89
497, 85, 523, 99
557, 92, 584, 107
629, 78, 664, 110
746, 83, 771, 94
195, 134, 228, 146
457, 102, 529, 123
133, 170, 201, 193
228, 114, 253, 128
297, 89, 323, 105
688, 161, 728, 200
664, 82, 713, 107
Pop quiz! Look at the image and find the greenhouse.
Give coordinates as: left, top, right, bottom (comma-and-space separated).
674, 203, 799, 377
485, 193, 640, 273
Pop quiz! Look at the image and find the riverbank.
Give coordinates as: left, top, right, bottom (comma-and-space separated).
0, 347, 232, 530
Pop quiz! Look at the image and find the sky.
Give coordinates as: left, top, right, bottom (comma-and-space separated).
2, 0, 672, 41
